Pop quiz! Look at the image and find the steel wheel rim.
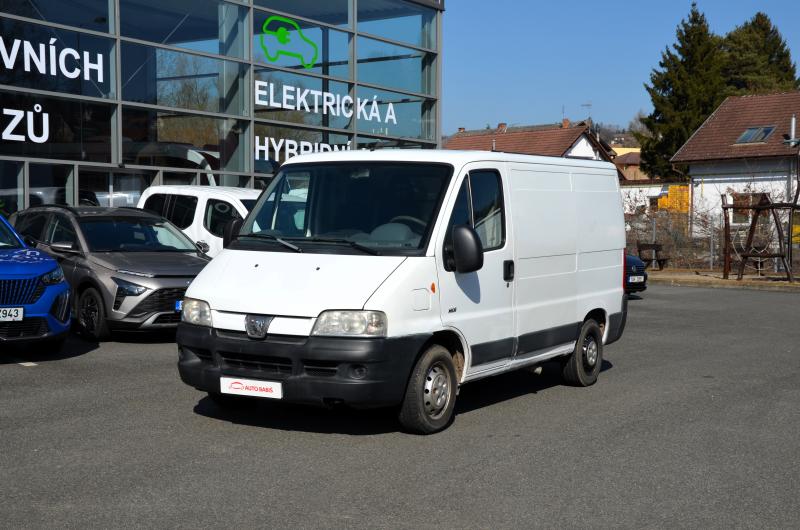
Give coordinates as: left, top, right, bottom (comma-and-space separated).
80, 295, 98, 333
423, 361, 452, 419
583, 336, 598, 369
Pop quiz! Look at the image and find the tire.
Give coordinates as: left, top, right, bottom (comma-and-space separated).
77, 287, 111, 342
562, 320, 603, 386
398, 345, 458, 434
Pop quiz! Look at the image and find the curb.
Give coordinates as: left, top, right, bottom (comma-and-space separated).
648, 276, 800, 293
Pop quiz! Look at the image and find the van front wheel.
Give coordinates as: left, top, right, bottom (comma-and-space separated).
398, 345, 458, 434
562, 320, 603, 386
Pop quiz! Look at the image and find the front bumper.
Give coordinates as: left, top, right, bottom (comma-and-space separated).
0, 282, 70, 343
177, 323, 431, 408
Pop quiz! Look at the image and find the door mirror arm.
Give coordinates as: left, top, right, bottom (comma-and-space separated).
222, 218, 243, 248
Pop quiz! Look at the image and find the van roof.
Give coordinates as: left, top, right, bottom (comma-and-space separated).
143, 185, 262, 200
282, 149, 618, 171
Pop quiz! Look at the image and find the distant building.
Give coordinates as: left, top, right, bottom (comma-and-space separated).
615, 150, 650, 181
444, 119, 618, 164
671, 92, 800, 233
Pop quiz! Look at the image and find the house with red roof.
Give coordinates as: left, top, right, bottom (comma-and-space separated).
671, 92, 800, 233
444, 119, 617, 164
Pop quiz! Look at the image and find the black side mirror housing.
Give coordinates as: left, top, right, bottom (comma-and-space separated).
195, 241, 210, 254
451, 225, 484, 273
222, 218, 243, 248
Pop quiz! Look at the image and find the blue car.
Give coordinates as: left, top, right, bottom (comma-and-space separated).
0, 214, 71, 350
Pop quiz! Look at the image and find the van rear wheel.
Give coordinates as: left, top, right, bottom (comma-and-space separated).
562, 320, 603, 386
398, 345, 458, 434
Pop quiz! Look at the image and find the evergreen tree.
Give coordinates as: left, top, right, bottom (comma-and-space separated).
722, 12, 799, 94
635, 3, 726, 180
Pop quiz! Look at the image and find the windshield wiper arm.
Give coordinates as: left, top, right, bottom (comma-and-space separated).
302, 237, 381, 256
240, 233, 303, 253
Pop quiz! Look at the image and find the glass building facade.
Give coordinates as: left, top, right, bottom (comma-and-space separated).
0, 0, 443, 216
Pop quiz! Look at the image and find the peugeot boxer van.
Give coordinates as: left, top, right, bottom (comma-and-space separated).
177, 150, 627, 433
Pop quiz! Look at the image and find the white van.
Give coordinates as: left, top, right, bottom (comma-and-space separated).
177, 150, 627, 433
138, 186, 261, 257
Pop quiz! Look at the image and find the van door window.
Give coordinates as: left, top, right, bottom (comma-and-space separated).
443, 170, 506, 253
142, 193, 167, 215
204, 199, 241, 237
469, 170, 505, 250
166, 195, 198, 229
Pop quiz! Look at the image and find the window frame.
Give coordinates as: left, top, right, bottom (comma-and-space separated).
442, 169, 507, 259
203, 198, 241, 237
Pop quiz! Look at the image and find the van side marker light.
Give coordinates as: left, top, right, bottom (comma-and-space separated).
430, 283, 436, 293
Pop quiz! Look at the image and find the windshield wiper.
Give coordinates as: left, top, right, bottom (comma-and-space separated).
300, 237, 381, 256
240, 233, 303, 253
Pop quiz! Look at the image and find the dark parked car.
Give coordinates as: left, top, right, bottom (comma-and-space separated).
625, 254, 648, 294
10, 205, 209, 341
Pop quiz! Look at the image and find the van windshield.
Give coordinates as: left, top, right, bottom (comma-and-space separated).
239, 162, 453, 255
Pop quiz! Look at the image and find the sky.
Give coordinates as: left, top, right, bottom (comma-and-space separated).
441, 0, 800, 134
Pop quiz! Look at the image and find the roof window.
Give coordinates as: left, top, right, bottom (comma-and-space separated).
736, 126, 775, 144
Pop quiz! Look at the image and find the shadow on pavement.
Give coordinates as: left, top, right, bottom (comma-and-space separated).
0, 333, 99, 364
628, 294, 644, 301
192, 359, 614, 435
193, 396, 399, 435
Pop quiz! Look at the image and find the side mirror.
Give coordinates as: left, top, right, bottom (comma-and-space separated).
451, 225, 484, 273
195, 240, 210, 254
22, 235, 38, 247
222, 218, 243, 248
50, 241, 80, 254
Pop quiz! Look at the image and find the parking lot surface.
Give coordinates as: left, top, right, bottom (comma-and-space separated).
2, 285, 799, 528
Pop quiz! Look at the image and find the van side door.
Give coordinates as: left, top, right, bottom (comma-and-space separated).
436, 164, 515, 372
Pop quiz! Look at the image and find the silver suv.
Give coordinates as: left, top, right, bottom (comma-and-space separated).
10, 205, 209, 341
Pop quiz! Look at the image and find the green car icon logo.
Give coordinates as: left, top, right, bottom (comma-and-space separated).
259, 15, 319, 70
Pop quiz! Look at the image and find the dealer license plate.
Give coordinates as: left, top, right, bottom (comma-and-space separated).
220, 376, 283, 399
629, 275, 645, 283
0, 307, 23, 321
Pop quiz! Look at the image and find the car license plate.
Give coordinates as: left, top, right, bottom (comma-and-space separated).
175, 300, 183, 312
220, 376, 282, 399
629, 275, 645, 283
0, 307, 24, 321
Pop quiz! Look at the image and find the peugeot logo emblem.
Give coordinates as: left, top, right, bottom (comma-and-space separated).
245, 314, 273, 339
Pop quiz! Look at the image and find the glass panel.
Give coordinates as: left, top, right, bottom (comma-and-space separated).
163, 172, 196, 185
122, 43, 247, 115
121, 107, 247, 172
0, 160, 22, 217
28, 164, 72, 207
357, 0, 436, 49
78, 171, 107, 206
0, 90, 113, 162
114, 172, 154, 207
254, 175, 273, 190
120, 0, 248, 58
254, 0, 350, 28
199, 174, 249, 187
79, 216, 197, 252
253, 11, 350, 78
14, 211, 48, 239
142, 193, 167, 215
254, 122, 350, 167
254, 67, 352, 129
469, 170, 504, 250
445, 178, 471, 248
0, 0, 111, 33
0, 17, 114, 98
357, 36, 434, 95
355, 86, 434, 140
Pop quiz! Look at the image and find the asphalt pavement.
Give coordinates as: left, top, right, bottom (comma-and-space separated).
1, 285, 799, 528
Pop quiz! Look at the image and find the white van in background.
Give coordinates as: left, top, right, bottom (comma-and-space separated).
138, 186, 261, 257
177, 150, 627, 433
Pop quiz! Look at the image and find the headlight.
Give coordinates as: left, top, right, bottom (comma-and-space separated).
40, 266, 64, 285
311, 310, 387, 337
182, 298, 212, 327
112, 277, 148, 296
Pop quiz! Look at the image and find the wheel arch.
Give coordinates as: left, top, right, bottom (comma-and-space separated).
421, 328, 468, 383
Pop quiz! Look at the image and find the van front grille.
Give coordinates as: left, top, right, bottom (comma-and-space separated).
218, 351, 293, 375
